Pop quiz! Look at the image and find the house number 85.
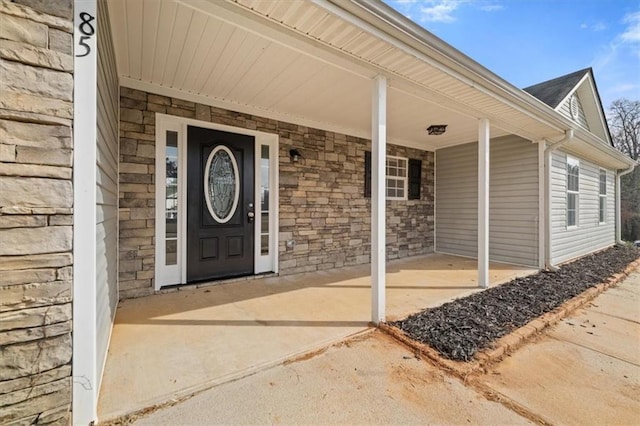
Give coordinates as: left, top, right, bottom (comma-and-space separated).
76, 12, 95, 58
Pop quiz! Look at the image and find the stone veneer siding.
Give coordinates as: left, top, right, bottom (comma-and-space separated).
119, 88, 434, 299
0, 0, 74, 424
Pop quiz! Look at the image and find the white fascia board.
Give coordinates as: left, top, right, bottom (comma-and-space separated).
554, 73, 590, 112
583, 77, 613, 145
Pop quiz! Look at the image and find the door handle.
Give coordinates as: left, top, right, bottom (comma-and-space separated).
247, 211, 255, 223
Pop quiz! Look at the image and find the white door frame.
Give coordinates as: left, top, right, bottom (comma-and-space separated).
155, 114, 279, 289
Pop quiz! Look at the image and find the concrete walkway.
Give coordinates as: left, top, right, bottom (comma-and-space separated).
135, 331, 530, 425
127, 269, 639, 425
478, 270, 640, 425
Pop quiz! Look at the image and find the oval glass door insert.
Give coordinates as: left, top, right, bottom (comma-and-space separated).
204, 145, 240, 223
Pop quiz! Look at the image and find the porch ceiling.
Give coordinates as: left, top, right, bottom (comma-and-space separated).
106, 0, 562, 150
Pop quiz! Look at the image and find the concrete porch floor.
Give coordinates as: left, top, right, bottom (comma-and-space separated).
97, 253, 536, 421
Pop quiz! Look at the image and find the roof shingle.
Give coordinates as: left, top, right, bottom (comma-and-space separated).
523, 68, 591, 108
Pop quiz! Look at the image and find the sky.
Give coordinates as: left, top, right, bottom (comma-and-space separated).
383, 0, 640, 110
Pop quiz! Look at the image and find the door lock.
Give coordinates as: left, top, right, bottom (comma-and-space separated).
247, 211, 255, 223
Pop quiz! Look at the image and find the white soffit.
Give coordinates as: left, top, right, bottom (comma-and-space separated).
108, 0, 539, 149
233, 0, 560, 139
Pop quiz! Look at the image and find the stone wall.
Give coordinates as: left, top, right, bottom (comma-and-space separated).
119, 88, 434, 299
0, 1, 74, 424
118, 88, 157, 299
278, 133, 435, 274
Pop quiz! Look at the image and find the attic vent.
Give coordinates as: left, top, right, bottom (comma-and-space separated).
570, 94, 580, 120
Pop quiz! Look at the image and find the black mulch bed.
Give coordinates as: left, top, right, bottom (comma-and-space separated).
391, 245, 640, 362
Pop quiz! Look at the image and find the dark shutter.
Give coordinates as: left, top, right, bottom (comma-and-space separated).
408, 159, 422, 200
364, 151, 371, 198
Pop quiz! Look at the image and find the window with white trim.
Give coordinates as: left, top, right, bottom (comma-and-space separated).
386, 156, 408, 200
566, 157, 579, 227
599, 169, 607, 224
364, 152, 421, 200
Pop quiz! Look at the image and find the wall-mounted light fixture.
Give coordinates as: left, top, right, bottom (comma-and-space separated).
289, 149, 302, 163
426, 125, 447, 135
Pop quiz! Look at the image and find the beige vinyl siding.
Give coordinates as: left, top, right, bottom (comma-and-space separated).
96, 0, 119, 391
436, 142, 478, 258
559, 94, 589, 130
550, 151, 615, 265
436, 135, 539, 267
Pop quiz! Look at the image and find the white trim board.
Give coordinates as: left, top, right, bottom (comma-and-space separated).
72, 0, 98, 424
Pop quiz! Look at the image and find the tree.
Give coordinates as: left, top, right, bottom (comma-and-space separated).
608, 99, 640, 241
609, 99, 639, 160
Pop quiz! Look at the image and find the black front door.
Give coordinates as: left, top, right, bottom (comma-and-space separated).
187, 126, 255, 282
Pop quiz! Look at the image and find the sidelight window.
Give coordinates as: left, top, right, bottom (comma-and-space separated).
165, 131, 178, 265
260, 145, 270, 255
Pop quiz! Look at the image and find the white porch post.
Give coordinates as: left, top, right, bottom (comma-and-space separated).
616, 172, 623, 243
371, 75, 387, 324
478, 118, 490, 289
537, 141, 546, 269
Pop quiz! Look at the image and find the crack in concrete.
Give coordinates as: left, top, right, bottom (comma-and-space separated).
586, 310, 640, 325
464, 379, 554, 426
549, 334, 640, 367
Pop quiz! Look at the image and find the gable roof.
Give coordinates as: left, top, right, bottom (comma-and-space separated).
523, 68, 591, 109
524, 68, 614, 146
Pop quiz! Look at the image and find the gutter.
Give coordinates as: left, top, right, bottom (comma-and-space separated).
616, 163, 637, 244
572, 127, 636, 169
544, 130, 574, 271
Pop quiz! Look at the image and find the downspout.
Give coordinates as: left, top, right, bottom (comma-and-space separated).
544, 129, 574, 271
616, 164, 636, 244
